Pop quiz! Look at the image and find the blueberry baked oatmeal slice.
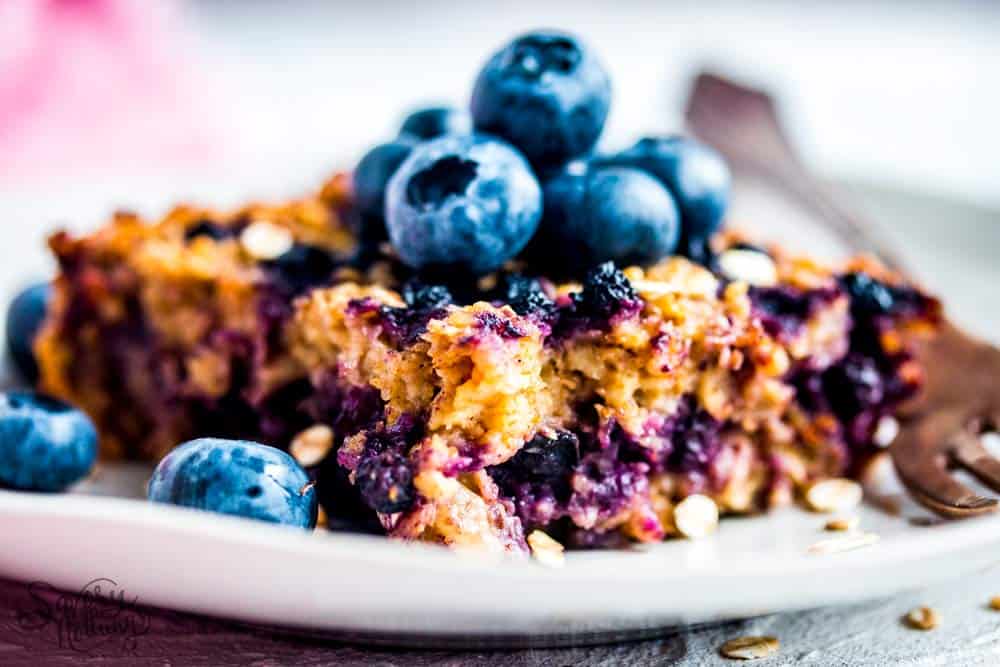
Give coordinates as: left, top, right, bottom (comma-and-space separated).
283, 244, 937, 551
30, 29, 941, 553
34, 189, 938, 552
34, 174, 357, 460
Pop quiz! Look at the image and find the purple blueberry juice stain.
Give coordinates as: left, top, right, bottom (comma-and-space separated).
348, 297, 449, 348
566, 451, 649, 529
338, 414, 424, 515
488, 398, 726, 536
474, 310, 527, 340
748, 284, 840, 341
790, 272, 936, 461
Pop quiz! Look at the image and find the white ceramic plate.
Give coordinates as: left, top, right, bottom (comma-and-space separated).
1, 174, 998, 647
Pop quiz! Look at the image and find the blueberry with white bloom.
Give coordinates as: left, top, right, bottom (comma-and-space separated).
400, 106, 472, 140
527, 162, 680, 273
0, 392, 97, 492
470, 30, 611, 168
385, 133, 542, 275
353, 140, 415, 220
148, 438, 318, 529
5, 282, 50, 382
598, 136, 730, 261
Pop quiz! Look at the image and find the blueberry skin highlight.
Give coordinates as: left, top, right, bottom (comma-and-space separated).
5, 282, 50, 382
353, 140, 415, 219
385, 133, 542, 276
529, 163, 680, 274
470, 30, 611, 168
148, 438, 318, 529
400, 106, 472, 140
0, 392, 97, 492
599, 136, 730, 256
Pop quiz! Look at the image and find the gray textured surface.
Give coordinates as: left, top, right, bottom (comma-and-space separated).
4, 571, 1000, 666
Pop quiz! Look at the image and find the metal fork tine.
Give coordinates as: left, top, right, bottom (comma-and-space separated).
950, 431, 1000, 493
907, 485, 997, 519
892, 411, 999, 517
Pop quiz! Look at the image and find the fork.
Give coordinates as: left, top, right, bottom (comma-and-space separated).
685, 73, 1000, 518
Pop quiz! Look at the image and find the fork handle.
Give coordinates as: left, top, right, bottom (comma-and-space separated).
741, 159, 907, 273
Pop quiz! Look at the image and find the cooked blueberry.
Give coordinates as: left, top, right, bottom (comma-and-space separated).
475, 310, 527, 339
399, 106, 472, 140
400, 279, 454, 310
664, 399, 723, 473
0, 392, 97, 492
567, 453, 648, 526
599, 136, 730, 261
355, 449, 414, 514
261, 243, 339, 294
496, 273, 554, 317
840, 272, 930, 319
5, 282, 50, 382
183, 220, 234, 242
749, 285, 838, 340
573, 262, 641, 322
503, 431, 579, 482
528, 163, 680, 273
470, 30, 611, 167
824, 353, 885, 416
353, 140, 414, 221
385, 134, 542, 276
148, 437, 317, 529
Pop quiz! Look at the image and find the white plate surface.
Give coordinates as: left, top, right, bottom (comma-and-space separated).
0, 174, 998, 646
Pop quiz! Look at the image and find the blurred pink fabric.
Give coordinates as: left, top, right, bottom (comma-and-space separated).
0, 0, 224, 183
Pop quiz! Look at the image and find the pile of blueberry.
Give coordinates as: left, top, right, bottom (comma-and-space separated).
355, 29, 730, 277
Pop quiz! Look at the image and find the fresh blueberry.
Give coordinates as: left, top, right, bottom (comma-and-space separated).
5, 282, 50, 382
385, 134, 542, 276
598, 136, 730, 260
148, 437, 317, 529
0, 392, 97, 492
353, 140, 414, 222
528, 163, 680, 273
400, 106, 472, 140
470, 29, 611, 167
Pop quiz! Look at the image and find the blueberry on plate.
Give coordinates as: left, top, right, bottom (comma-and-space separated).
353, 140, 415, 222
527, 162, 680, 274
148, 437, 317, 529
0, 392, 97, 492
5, 282, 50, 382
399, 106, 472, 140
598, 136, 730, 260
385, 133, 542, 276
470, 29, 611, 168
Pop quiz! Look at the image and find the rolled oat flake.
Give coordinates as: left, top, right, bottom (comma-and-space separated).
719, 635, 780, 660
